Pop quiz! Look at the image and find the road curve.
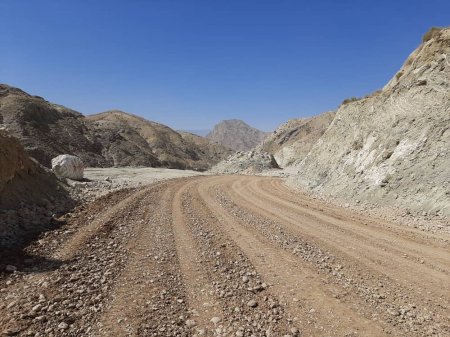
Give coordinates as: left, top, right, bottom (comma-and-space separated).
1, 175, 449, 337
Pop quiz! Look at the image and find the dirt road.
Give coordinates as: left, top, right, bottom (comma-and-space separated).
1, 176, 449, 337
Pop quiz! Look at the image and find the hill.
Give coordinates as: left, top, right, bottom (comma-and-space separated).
259, 111, 335, 167
0, 84, 105, 167
206, 119, 270, 151
0, 85, 230, 171
87, 111, 231, 170
290, 27, 450, 216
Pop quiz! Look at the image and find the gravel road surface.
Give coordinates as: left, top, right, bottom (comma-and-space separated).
1, 175, 449, 336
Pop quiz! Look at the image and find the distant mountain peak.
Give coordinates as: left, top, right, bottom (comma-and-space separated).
206, 119, 270, 152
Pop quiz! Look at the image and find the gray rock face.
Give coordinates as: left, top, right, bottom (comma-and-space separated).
290, 27, 450, 216
206, 119, 270, 152
259, 111, 336, 168
210, 150, 279, 174
52, 154, 84, 180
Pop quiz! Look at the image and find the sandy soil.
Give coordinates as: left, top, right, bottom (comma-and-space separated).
69, 167, 205, 201
1, 175, 449, 337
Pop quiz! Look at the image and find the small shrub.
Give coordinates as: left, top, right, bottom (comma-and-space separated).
422, 27, 444, 42
341, 97, 360, 105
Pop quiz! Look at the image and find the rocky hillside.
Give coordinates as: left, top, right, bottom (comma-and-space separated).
210, 150, 279, 174
0, 85, 229, 171
87, 111, 231, 171
206, 119, 270, 151
0, 84, 105, 167
259, 111, 335, 167
290, 27, 450, 216
0, 130, 72, 249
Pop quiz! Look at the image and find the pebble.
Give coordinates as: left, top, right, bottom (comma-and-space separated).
211, 316, 221, 325
186, 319, 196, 328
247, 299, 258, 308
58, 322, 69, 330
5, 265, 17, 272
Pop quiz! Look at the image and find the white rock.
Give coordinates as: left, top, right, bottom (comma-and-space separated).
51, 154, 84, 180
5, 265, 17, 272
58, 322, 69, 330
210, 316, 221, 325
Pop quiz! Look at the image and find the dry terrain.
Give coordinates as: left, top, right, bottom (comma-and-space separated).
0, 86, 230, 171
1, 175, 449, 337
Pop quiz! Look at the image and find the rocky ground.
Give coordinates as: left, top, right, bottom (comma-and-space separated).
68, 167, 205, 202
1, 175, 449, 337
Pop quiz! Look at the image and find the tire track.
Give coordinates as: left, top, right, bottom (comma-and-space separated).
171, 179, 224, 335
197, 177, 388, 337
230, 177, 450, 294
182, 181, 297, 336
96, 182, 190, 336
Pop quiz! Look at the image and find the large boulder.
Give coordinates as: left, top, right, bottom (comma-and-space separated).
51, 154, 84, 180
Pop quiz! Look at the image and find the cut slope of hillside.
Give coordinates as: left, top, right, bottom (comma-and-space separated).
87, 111, 231, 171
290, 27, 450, 216
206, 119, 270, 151
0, 130, 73, 249
259, 111, 335, 167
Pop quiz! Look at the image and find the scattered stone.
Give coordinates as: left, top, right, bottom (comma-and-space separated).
58, 322, 69, 330
247, 300, 258, 308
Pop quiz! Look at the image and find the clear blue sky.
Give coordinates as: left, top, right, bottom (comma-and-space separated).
1, 1, 448, 131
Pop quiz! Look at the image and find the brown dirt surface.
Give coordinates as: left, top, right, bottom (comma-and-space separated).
1, 175, 448, 337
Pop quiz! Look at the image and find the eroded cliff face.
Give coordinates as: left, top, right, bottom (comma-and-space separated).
291, 28, 450, 215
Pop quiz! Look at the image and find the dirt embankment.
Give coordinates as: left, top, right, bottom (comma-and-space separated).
0, 130, 73, 251
1, 175, 449, 337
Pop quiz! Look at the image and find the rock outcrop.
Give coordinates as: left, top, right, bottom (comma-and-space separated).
259, 111, 335, 167
290, 27, 450, 216
206, 119, 270, 151
210, 150, 279, 174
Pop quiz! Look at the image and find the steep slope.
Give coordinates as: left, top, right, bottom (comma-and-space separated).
0, 130, 73, 249
87, 111, 231, 171
259, 111, 335, 167
0, 84, 106, 167
291, 27, 450, 216
206, 119, 270, 151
